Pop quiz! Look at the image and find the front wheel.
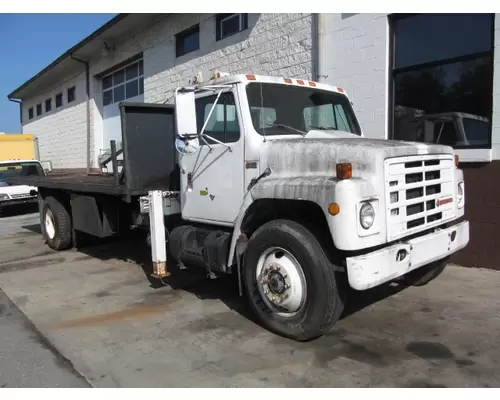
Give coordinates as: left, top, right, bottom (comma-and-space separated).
243, 219, 345, 341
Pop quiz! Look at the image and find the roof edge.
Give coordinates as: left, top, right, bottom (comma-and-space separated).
8, 13, 128, 100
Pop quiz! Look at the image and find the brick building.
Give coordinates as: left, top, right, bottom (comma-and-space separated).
7, 13, 500, 269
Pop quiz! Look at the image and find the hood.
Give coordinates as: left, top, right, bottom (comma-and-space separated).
261, 131, 453, 179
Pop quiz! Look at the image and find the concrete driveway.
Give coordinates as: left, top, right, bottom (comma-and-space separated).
0, 211, 499, 388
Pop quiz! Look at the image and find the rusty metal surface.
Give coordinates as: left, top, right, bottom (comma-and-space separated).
151, 261, 169, 279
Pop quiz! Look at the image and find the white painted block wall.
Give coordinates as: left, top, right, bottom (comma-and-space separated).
22, 72, 87, 169
322, 13, 389, 140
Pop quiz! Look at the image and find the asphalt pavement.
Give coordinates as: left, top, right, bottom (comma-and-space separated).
0, 207, 499, 388
0, 209, 89, 388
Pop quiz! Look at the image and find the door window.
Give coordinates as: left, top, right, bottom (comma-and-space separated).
195, 92, 240, 144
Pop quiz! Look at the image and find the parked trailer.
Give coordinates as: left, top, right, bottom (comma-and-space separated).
9, 73, 470, 341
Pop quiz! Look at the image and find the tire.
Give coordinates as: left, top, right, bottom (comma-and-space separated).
402, 257, 449, 287
41, 196, 73, 250
243, 219, 345, 341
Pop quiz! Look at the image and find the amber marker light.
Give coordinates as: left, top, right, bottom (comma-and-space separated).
336, 163, 352, 180
328, 203, 340, 215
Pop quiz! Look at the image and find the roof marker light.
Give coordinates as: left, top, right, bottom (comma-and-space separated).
337, 87, 345, 93
308, 81, 316, 87
296, 79, 304, 85
246, 74, 256, 80
284, 78, 292, 83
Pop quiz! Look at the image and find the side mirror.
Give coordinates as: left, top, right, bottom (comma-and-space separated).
175, 137, 200, 155
174, 89, 198, 138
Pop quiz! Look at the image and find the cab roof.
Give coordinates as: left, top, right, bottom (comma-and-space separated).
196, 73, 348, 96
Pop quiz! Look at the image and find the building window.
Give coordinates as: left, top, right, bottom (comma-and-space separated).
390, 13, 494, 150
195, 92, 240, 144
45, 98, 52, 112
216, 14, 248, 41
55, 93, 63, 108
67, 86, 76, 103
176, 25, 200, 57
28, 107, 33, 120
36, 103, 42, 116
102, 59, 144, 106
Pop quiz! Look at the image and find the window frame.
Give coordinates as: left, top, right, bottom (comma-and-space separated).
55, 93, 63, 108
176, 24, 200, 58
216, 13, 248, 41
101, 58, 144, 107
388, 13, 495, 156
67, 86, 76, 103
45, 98, 52, 113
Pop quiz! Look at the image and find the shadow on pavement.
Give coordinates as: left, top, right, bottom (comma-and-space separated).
72, 229, 410, 332
0, 204, 38, 219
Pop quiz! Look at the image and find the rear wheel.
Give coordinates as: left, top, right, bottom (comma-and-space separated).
41, 196, 73, 250
243, 219, 345, 341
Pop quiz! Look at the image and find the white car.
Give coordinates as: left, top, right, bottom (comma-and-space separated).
0, 160, 44, 215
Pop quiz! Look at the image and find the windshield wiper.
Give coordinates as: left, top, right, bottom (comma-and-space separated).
263, 123, 307, 136
308, 125, 338, 131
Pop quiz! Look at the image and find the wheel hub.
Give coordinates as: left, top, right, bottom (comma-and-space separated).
256, 247, 306, 317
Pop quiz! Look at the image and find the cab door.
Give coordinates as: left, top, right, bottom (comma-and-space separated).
179, 89, 245, 225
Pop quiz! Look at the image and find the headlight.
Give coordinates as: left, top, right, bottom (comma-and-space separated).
360, 202, 375, 229
0, 193, 9, 200
457, 181, 465, 208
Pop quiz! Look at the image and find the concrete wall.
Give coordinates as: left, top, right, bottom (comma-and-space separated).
321, 13, 389, 140
21, 72, 87, 169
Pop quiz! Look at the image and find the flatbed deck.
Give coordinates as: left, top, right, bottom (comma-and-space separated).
9, 173, 147, 196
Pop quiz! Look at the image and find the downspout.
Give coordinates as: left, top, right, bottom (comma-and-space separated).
70, 54, 91, 174
7, 97, 23, 132
312, 13, 327, 82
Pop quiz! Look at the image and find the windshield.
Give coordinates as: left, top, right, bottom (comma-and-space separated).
0, 161, 43, 187
246, 82, 361, 136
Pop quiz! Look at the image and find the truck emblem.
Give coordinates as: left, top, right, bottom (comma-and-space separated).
200, 188, 208, 196
436, 197, 453, 207
209, 194, 215, 201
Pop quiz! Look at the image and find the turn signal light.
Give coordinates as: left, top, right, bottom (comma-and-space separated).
328, 203, 340, 215
455, 155, 459, 167
336, 163, 352, 180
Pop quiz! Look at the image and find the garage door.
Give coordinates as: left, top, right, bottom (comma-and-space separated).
102, 59, 144, 153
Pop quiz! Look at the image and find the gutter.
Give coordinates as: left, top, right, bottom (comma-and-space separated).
312, 13, 327, 82
70, 54, 91, 174
7, 98, 23, 131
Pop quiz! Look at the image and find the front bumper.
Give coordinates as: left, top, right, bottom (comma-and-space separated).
346, 220, 469, 290
0, 197, 38, 208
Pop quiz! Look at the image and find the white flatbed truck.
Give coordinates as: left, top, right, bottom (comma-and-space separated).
10, 73, 469, 341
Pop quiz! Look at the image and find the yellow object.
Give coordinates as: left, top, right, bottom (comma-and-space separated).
0, 134, 37, 161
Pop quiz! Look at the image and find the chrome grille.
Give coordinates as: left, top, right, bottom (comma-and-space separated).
385, 154, 456, 241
